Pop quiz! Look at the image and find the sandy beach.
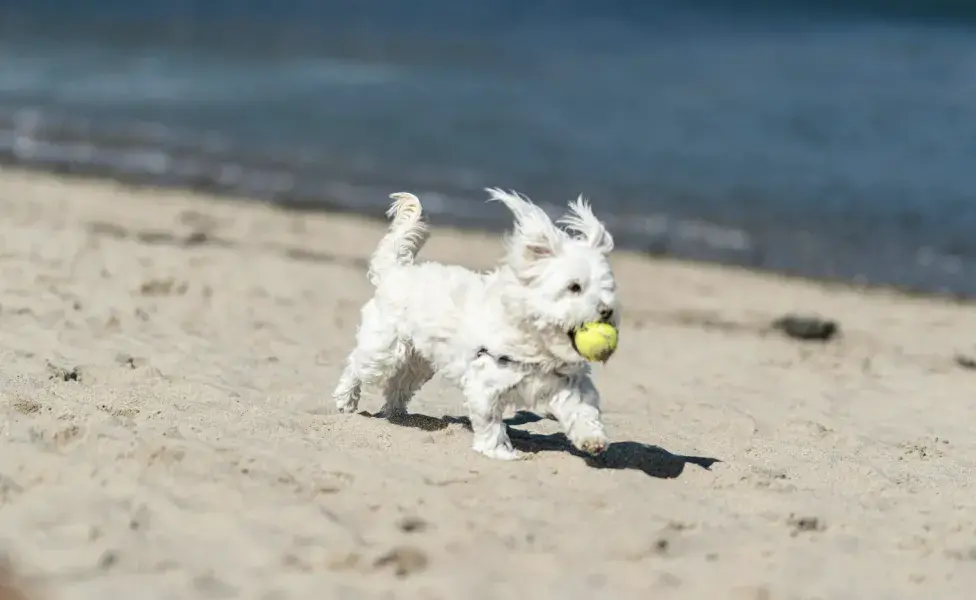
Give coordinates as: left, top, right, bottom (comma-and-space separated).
1, 168, 975, 600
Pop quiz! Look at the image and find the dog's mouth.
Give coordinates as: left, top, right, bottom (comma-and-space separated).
568, 328, 581, 356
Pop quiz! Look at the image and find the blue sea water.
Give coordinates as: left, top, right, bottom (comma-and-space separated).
1, 1, 975, 295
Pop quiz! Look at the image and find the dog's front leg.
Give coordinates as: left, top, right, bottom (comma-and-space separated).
461, 360, 524, 461
548, 374, 609, 456
467, 388, 522, 461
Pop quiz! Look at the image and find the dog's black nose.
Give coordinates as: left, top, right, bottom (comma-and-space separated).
599, 306, 614, 321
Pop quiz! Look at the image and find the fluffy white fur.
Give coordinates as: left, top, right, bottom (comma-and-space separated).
332, 188, 621, 460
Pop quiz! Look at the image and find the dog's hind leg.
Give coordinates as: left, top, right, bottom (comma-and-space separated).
381, 349, 434, 418
333, 362, 364, 414
333, 300, 399, 414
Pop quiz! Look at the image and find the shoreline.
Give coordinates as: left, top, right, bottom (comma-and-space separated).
3, 162, 974, 305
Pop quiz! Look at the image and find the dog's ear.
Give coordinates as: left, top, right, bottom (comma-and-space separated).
486, 187, 564, 265
558, 195, 614, 254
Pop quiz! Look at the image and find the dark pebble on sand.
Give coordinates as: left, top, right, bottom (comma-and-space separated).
954, 354, 976, 370
771, 314, 839, 342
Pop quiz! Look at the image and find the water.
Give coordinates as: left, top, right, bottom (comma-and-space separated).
2, 1, 975, 296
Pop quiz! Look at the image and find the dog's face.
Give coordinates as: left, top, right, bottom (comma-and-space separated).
487, 188, 620, 365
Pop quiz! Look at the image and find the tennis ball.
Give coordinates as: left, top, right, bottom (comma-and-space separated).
573, 322, 619, 362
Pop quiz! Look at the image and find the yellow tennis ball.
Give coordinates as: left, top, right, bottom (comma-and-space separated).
573, 322, 619, 362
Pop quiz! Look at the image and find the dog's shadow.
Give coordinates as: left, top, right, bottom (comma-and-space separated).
364, 410, 720, 479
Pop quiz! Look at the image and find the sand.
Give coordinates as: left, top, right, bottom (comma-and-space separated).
1, 168, 975, 600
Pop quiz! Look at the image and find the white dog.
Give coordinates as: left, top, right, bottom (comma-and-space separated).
332, 188, 621, 460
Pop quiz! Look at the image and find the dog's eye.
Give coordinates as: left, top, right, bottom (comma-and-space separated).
567, 282, 582, 294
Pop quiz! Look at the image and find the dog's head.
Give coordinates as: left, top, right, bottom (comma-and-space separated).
487, 188, 620, 365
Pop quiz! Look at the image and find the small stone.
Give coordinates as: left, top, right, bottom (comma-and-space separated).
772, 314, 839, 342
954, 354, 976, 370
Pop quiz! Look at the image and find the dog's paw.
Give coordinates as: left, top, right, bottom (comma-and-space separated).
477, 446, 526, 461
577, 436, 609, 456
472, 440, 525, 461
568, 423, 609, 456
335, 400, 359, 414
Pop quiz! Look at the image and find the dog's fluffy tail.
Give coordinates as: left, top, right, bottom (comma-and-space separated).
367, 192, 428, 286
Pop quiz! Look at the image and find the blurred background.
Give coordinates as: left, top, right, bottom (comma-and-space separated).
1, 0, 974, 295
